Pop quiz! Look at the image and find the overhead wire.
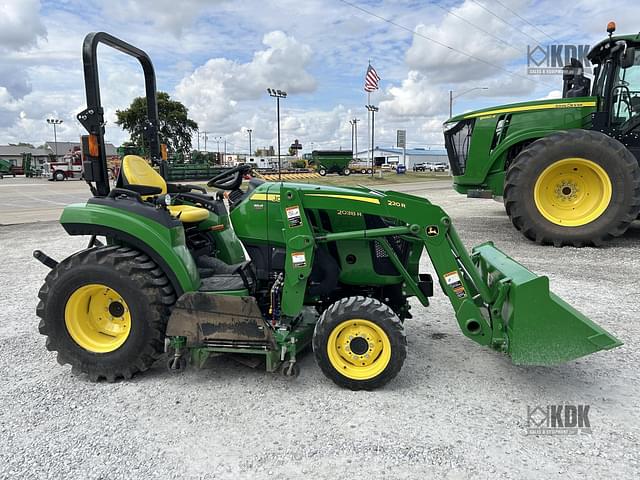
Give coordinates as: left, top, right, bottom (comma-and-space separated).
491, 0, 558, 43
337, 0, 555, 88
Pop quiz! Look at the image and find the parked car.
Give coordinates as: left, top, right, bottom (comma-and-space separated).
428, 162, 448, 172
413, 162, 428, 172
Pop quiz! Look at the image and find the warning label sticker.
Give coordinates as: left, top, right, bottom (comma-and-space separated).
286, 205, 302, 227
291, 252, 306, 268
444, 270, 466, 298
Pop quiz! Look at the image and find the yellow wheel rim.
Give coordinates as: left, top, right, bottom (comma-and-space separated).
533, 158, 612, 227
327, 319, 391, 380
64, 284, 131, 353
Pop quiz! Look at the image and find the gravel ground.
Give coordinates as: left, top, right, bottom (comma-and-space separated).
0, 181, 638, 479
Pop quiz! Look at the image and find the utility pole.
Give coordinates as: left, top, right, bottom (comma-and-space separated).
365, 105, 378, 177
201, 131, 209, 151
196, 128, 200, 151
247, 129, 253, 160
224, 138, 227, 165
215, 136, 222, 164
267, 88, 287, 181
47, 118, 63, 159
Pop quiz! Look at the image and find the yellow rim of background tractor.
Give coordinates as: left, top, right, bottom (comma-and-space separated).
64, 284, 131, 353
327, 319, 391, 380
533, 157, 612, 227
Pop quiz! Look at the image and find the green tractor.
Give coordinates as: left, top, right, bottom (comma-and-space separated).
35, 32, 621, 390
444, 23, 640, 247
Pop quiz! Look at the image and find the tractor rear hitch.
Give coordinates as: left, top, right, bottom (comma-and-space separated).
33, 250, 58, 269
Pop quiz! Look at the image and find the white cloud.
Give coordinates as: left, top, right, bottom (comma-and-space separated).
175, 31, 316, 131
379, 71, 447, 118
0, 0, 46, 50
102, 0, 223, 35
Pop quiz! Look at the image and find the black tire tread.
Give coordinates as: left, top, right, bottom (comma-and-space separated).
312, 296, 406, 391
36, 245, 175, 382
504, 129, 640, 247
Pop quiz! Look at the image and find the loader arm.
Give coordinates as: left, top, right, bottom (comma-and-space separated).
273, 185, 622, 365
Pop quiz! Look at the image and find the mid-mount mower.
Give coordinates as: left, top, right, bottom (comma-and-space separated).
35, 33, 622, 390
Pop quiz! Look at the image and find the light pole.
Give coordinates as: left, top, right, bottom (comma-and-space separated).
196, 128, 200, 151
449, 87, 488, 118
201, 131, 209, 151
247, 129, 253, 160
267, 88, 287, 181
365, 105, 378, 177
349, 118, 360, 160
46, 118, 63, 159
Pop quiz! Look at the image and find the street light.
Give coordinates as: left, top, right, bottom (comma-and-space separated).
449, 87, 488, 117
365, 105, 378, 177
267, 88, 287, 181
247, 129, 253, 160
46, 118, 63, 159
349, 118, 360, 160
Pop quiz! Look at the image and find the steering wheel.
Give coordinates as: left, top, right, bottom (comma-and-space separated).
206, 164, 253, 190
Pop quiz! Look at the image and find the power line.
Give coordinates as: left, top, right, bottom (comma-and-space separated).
492, 0, 557, 43
337, 0, 554, 88
468, 0, 543, 45
433, 3, 523, 53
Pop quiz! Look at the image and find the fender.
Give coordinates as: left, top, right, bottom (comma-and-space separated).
60, 201, 200, 295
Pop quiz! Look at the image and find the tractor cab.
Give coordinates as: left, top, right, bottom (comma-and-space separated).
586, 25, 640, 135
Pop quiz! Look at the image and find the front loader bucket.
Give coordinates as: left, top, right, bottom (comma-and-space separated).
471, 242, 622, 365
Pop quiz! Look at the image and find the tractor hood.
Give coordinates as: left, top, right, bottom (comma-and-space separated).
444, 96, 598, 125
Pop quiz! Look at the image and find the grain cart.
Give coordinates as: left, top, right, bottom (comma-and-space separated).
444, 23, 640, 247
34, 32, 621, 390
311, 150, 355, 176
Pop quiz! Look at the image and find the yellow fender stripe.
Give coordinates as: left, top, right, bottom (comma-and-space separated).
463, 101, 597, 119
305, 193, 380, 204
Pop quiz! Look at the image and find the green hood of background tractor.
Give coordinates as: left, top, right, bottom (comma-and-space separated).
445, 96, 598, 124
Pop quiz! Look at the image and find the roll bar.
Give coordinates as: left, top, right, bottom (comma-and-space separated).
76, 32, 161, 197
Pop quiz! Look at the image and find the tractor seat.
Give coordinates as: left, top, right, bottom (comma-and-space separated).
120, 155, 209, 223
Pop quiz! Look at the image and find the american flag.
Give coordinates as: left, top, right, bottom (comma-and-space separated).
364, 64, 380, 92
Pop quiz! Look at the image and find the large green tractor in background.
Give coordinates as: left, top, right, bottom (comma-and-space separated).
34, 32, 621, 390
444, 24, 640, 247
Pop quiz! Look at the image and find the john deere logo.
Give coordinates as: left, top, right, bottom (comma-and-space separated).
526, 404, 592, 435
426, 225, 439, 237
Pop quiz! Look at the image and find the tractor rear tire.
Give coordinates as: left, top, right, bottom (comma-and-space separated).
313, 296, 406, 390
504, 130, 640, 247
36, 246, 176, 382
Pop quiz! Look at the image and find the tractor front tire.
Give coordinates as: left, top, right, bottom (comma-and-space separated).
313, 296, 406, 390
36, 246, 176, 382
504, 130, 640, 247
343, 168, 351, 176
318, 168, 327, 176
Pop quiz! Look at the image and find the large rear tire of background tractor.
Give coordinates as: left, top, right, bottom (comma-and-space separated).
504, 130, 640, 247
312, 296, 406, 391
36, 246, 176, 382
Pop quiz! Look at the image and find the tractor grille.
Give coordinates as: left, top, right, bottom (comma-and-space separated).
444, 119, 474, 176
365, 215, 411, 276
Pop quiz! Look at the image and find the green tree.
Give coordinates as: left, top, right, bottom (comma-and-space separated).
115, 92, 198, 155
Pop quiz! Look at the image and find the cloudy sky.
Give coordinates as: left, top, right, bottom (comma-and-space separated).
0, 0, 634, 154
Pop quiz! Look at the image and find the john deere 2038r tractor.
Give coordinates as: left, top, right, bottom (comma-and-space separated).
35, 32, 621, 390
444, 23, 640, 247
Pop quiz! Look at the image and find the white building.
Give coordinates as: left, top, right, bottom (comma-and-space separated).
356, 147, 448, 170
